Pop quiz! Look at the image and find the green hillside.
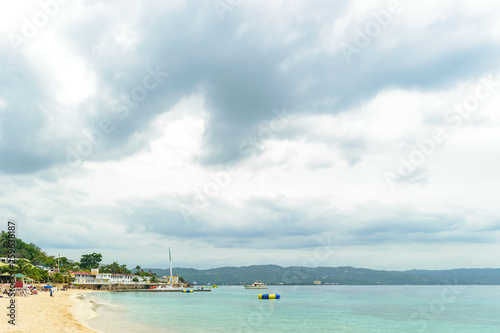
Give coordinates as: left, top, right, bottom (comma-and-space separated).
144, 265, 500, 285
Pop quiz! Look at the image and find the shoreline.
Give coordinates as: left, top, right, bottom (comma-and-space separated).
72, 291, 103, 332
0, 288, 102, 333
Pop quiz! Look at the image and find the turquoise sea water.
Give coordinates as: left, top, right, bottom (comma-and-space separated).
86, 285, 500, 332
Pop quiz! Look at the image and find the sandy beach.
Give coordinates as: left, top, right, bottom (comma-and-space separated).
0, 288, 101, 333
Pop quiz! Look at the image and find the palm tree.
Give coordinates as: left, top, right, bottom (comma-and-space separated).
107, 262, 120, 273
28, 268, 43, 283
0, 231, 13, 256
119, 264, 129, 274
15, 259, 32, 275
0, 265, 11, 275
135, 265, 141, 271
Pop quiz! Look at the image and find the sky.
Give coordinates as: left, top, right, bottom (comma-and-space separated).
1, 0, 500, 271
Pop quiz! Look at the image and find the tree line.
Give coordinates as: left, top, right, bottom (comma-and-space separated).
0, 231, 153, 283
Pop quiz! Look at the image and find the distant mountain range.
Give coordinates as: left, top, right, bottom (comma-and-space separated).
139, 265, 500, 285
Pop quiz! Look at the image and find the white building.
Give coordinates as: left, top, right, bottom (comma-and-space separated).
0, 257, 18, 264
71, 271, 98, 284
160, 275, 179, 284
70, 270, 143, 285
95, 273, 138, 284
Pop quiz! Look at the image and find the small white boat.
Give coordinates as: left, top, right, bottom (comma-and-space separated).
244, 281, 267, 289
149, 284, 184, 291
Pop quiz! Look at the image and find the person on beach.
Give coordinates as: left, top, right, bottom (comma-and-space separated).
50, 289, 53, 297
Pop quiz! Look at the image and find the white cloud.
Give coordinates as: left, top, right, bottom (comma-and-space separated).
1, 0, 500, 270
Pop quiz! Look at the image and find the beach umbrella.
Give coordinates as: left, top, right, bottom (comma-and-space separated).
43, 285, 53, 289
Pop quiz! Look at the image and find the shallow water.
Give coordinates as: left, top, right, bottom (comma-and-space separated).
86, 285, 500, 332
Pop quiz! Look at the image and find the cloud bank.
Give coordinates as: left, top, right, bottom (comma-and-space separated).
1, 0, 500, 270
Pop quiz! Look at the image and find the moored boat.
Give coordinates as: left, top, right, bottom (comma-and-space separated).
244, 281, 267, 289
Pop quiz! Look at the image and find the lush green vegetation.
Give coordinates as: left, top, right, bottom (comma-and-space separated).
99, 261, 131, 274
0, 258, 48, 283
0, 231, 133, 283
1, 231, 59, 268
79, 253, 102, 270
147, 265, 500, 285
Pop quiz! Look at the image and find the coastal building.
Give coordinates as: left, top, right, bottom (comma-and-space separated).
160, 275, 179, 284
0, 257, 18, 264
69, 270, 142, 285
96, 272, 137, 284
0, 272, 12, 283
47, 269, 61, 275
71, 271, 98, 284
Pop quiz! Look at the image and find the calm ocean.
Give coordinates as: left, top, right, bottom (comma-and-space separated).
85, 285, 500, 332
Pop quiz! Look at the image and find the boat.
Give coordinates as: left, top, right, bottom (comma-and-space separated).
244, 281, 267, 289
149, 284, 183, 291
150, 247, 184, 292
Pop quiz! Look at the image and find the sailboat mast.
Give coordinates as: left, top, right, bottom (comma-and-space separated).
169, 247, 173, 286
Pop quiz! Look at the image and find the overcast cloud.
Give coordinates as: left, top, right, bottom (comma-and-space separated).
1, 0, 500, 270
